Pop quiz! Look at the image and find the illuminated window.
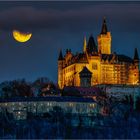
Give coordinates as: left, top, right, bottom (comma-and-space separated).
69, 103, 73, 107
92, 63, 97, 70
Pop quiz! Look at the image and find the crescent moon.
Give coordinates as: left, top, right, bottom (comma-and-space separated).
13, 30, 32, 43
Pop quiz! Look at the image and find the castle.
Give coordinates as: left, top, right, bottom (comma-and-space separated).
58, 18, 140, 89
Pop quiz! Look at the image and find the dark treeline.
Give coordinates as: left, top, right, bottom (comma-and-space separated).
0, 77, 59, 98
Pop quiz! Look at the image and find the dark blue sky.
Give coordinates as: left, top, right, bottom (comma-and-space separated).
0, 1, 140, 83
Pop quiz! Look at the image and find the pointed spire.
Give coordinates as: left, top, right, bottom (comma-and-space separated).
87, 35, 97, 54
134, 48, 139, 61
101, 17, 108, 34
83, 36, 87, 53
58, 49, 63, 60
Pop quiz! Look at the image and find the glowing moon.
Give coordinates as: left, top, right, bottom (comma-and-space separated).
13, 30, 32, 42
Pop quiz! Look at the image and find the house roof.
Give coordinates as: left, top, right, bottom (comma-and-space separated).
0, 96, 95, 103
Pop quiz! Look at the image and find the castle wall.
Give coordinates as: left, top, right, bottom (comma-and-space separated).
62, 64, 75, 86
59, 59, 139, 88
87, 56, 101, 85
100, 63, 114, 84
128, 63, 139, 85
100, 62, 131, 84
58, 61, 63, 89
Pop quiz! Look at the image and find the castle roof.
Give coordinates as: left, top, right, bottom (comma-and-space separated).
134, 48, 139, 61
58, 50, 63, 60
87, 35, 98, 55
79, 66, 92, 75
101, 17, 108, 34
71, 53, 88, 64
117, 54, 133, 63
101, 54, 133, 63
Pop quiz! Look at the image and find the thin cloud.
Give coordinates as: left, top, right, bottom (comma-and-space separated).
0, 3, 140, 32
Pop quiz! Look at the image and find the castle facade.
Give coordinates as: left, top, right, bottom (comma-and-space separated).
58, 18, 139, 89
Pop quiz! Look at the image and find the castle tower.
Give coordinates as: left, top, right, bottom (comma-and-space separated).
58, 50, 63, 89
83, 36, 87, 53
97, 17, 112, 54
79, 66, 92, 87
133, 48, 139, 84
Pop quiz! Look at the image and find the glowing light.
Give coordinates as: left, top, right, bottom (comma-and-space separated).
13, 30, 32, 42
18, 111, 21, 114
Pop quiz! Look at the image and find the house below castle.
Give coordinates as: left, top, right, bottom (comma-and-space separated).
58, 18, 140, 89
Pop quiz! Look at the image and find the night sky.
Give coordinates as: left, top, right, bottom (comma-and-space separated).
0, 1, 140, 83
